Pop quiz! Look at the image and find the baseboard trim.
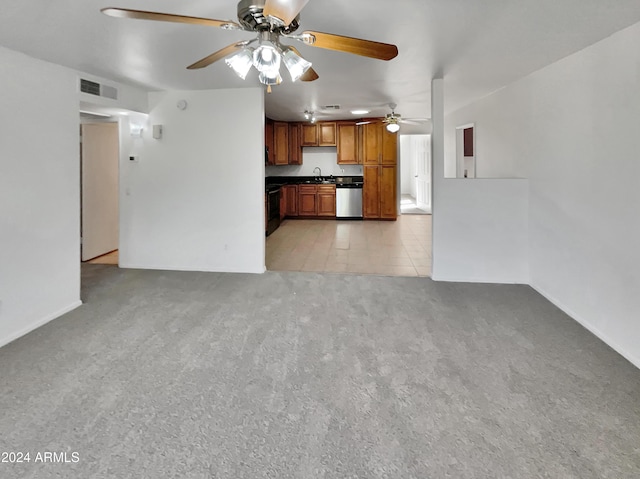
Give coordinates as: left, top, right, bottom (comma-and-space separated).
531, 283, 640, 370
431, 274, 527, 285
118, 263, 265, 274
0, 300, 83, 349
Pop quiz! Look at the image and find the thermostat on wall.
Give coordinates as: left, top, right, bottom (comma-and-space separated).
153, 125, 163, 139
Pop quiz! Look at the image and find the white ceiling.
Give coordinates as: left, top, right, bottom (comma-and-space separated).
3, 1, 640, 129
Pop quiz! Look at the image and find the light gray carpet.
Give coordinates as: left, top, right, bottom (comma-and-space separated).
1, 265, 639, 478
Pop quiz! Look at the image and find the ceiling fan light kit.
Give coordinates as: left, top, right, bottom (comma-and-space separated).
101, 0, 398, 91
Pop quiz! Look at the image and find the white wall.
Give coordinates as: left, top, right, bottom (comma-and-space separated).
120, 88, 265, 274
0, 46, 82, 346
441, 21, 640, 367
432, 179, 529, 283
266, 147, 363, 177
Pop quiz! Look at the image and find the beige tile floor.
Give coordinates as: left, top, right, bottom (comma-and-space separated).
266, 215, 432, 277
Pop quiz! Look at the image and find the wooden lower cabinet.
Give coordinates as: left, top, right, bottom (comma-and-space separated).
298, 185, 318, 216
363, 165, 396, 219
283, 185, 298, 216
380, 165, 397, 219
297, 184, 336, 217
363, 165, 380, 218
317, 185, 336, 216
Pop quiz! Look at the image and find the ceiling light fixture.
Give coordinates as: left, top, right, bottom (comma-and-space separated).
224, 31, 312, 89
351, 109, 369, 115
282, 48, 312, 82
224, 48, 254, 80
386, 121, 400, 133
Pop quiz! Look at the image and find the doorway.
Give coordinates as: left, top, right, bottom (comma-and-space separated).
455, 123, 475, 179
399, 135, 431, 214
80, 121, 119, 264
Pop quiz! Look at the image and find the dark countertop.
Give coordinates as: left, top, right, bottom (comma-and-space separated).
266, 176, 364, 191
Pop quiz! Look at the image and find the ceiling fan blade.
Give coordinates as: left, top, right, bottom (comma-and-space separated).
101, 8, 241, 29
301, 31, 398, 61
263, 0, 309, 26
288, 46, 319, 81
187, 43, 245, 70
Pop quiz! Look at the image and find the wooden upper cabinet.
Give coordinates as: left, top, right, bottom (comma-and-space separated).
381, 127, 398, 165
362, 122, 381, 164
265, 120, 274, 165
337, 122, 358, 164
273, 121, 289, 165
300, 122, 336, 147
289, 123, 302, 165
301, 123, 318, 146
318, 122, 336, 146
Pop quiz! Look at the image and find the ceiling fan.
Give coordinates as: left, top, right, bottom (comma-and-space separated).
101, 0, 398, 91
357, 103, 430, 133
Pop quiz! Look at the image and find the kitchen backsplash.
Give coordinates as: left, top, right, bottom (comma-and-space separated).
265, 147, 363, 177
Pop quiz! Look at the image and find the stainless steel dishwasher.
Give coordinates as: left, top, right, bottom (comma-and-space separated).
336, 182, 363, 218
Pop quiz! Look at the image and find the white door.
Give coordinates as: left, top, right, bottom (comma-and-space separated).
415, 135, 431, 212
81, 122, 119, 261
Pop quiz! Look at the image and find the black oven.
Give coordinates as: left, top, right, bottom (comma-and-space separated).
266, 187, 281, 236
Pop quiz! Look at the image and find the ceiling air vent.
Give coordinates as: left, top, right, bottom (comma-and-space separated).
79, 78, 119, 100
322, 104, 341, 110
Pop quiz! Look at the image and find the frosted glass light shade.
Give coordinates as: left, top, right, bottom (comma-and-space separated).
253, 44, 281, 76
283, 48, 312, 82
225, 48, 254, 80
258, 71, 283, 86
386, 122, 400, 133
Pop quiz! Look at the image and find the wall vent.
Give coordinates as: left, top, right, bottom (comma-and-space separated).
79, 78, 118, 100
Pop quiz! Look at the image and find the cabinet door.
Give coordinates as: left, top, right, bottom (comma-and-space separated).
363, 165, 380, 218
337, 122, 358, 164
362, 122, 381, 164
273, 122, 289, 165
298, 185, 317, 216
317, 185, 336, 217
265, 120, 274, 165
380, 165, 397, 219
381, 127, 398, 165
289, 123, 302, 165
280, 189, 286, 221
285, 185, 298, 216
318, 122, 336, 146
301, 124, 318, 146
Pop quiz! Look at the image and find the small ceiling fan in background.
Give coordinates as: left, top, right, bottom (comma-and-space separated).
357, 103, 430, 133
101, 0, 398, 91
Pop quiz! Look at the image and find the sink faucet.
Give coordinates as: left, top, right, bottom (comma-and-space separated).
313, 167, 322, 178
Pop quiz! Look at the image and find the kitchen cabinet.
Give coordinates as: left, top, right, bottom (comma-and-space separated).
363, 125, 397, 220
362, 122, 381, 165
265, 120, 274, 165
298, 184, 336, 217
363, 165, 380, 218
317, 185, 336, 216
298, 185, 318, 216
318, 122, 337, 146
289, 123, 302, 165
379, 165, 397, 219
283, 185, 299, 217
337, 122, 358, 164
273, 121, 289, 165
300, 122, 336, 147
